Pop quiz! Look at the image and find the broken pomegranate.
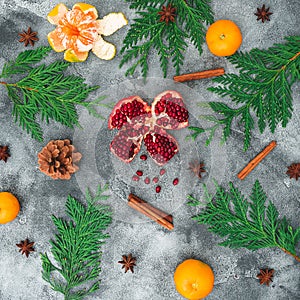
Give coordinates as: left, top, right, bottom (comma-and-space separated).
108, 90, 189, 165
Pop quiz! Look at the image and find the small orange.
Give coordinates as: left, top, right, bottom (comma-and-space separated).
0, 192, 20, 224
206, 20, 242, 56
174, 259, 214, 300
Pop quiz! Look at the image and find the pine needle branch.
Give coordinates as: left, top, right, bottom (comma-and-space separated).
41, 184, 113, 300
200, 36, 300, 150
0, 46, 109, 141
121, 0, 214, 78
189, 180, 300, 262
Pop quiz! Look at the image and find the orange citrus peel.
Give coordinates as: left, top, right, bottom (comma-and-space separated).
47, 3, 128, 62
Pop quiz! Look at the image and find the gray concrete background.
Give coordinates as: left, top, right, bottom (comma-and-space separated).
0, 0, 299, 299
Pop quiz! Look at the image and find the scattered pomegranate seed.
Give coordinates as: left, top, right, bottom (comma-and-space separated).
160, 169, 166, 176
144, 177, 150, 184
140, 154, 147, 161
132, 175, 140, 181
173, 178, 179, 185
136, 170, 143, 176
152, 177, 159, 183
155, 185, 161, 193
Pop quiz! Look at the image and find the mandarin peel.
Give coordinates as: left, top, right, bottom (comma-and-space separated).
47, 3, 127, 62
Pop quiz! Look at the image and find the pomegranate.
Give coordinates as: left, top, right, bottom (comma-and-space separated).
144, 177, 150, 184
155, 185, 161, 193
108, 96, 151, 130
152, 91, 189, 130
152, 177, 159, 183
132, 175, 140, 181
144, 130, 178, 166
136, 170, 143, 176
108, 90, 189, 165
160, 169, 166, 176
110, 130, 143, 163
173, 178, 179, 185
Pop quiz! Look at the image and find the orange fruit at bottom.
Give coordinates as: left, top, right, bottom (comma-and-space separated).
174, 259, 214, 299
206, 20, 242, 56
0, 192, 20, 224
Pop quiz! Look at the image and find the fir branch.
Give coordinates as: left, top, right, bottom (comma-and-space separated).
189, 180, 300, 262
200, 36, 300, 150
121, 0, 214, 78
41, 184, 112, 300
0, 46, 109, 141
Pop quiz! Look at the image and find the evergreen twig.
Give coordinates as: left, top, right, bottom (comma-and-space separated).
41, 184, 112, 300
189, 180, 300, 262
192, 36, 300, 150
120, 0, 214, 78
0, 46, 110, 141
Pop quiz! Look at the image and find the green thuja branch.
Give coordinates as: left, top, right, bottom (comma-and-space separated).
189, 180, 300, 262
0, 46, 109, 141
41, 184, 112, 300
195, 36, 300, 150
120, 0, 214, 78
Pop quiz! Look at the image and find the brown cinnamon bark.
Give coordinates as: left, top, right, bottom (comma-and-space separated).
173, 68, 225, 82
238, 141, 277, 180
128, 194, 174, 230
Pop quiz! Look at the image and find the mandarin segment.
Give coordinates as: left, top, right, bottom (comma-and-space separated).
64, 49, 89, 62
47, 30, 66, 52
73, 2, 98, 19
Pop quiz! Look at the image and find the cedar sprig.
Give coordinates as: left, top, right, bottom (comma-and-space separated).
193, 36, 300, 150
120, 0, 214, 78
41, 184, 112, 300
0, 46, 110, 142
188, 180, 300, 262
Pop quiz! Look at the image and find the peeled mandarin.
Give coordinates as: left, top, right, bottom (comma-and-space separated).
0, 192, 20, 224
174, 259, 214, 300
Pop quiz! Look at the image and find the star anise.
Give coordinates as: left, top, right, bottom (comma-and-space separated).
118, 254, 136, 273
16, 239, 35, 258
257, 268, 274, 286
189, 161, 205, 178
286, 163, 300, 181
158, 4, 176, 24
18, 27, 39, 47
0, 145, 10, 163
254, 5, 273, 23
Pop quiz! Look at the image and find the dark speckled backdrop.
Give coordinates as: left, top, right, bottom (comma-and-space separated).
0, 1, 299, 299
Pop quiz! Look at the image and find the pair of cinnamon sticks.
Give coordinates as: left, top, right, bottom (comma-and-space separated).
128, 194, 174, 230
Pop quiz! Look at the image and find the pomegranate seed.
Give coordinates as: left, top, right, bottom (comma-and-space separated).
160, 169, 166, 176
136, 170, 143, 176
173, 178, 179, 185
155, 185, 161, 193
132, 175, 139, 181
152, 177, 159, 183
144, 177, 150, 184
140, 154, 147, 161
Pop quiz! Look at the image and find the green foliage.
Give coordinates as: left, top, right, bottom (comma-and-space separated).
41, 184, 112, 300
0, 46, 109, 141
197, 36, 300, 150
120, 0, 214, 78
189, 180, 300, 261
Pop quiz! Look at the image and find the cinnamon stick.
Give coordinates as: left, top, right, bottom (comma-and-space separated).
128, 194, 174, 230
238, 141, 277, 180
173, 68, 225, 82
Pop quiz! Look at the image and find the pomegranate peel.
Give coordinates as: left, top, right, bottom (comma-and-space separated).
108, 90, 188, 165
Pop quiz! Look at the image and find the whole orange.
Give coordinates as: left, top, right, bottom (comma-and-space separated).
174, 259, 214, 300
206, 20, 242, 56
0, 192, 20, 224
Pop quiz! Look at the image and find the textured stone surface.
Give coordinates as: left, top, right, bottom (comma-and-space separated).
0, 1, 299, 300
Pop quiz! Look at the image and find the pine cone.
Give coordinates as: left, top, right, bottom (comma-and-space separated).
38, 139, 82, 180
